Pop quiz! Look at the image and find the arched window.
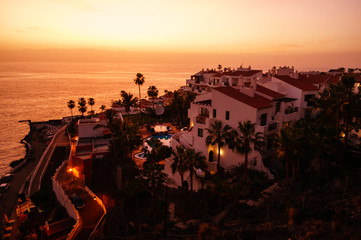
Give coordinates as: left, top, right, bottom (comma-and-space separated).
208, 150, 214, 162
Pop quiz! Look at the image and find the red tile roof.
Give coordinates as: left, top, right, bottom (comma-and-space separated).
243, 82, 285, 99
274, 75, 318, 91
223, 70, 262, 77
299, 74, 340, 85
256, 85, 285, 99
214, 87, 273, 110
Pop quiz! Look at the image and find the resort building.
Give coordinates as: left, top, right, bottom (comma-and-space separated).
68, 117, 112, 185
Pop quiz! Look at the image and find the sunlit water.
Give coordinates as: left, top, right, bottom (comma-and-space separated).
0, 62, 203, 176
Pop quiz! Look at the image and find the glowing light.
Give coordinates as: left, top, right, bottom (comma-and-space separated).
68, 168, 73, 172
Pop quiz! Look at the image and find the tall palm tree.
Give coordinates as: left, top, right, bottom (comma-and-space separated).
205, 120, 232, 171
88, 97, 95, 115
67, 100, 75, 119
171, 145, 187, 188
183, 148, 207, 192
147, 85, 159, 114
229, 121, 264, 183
134, 73, 145, 115
78, 97, 87, 116
120, 91, 138, 114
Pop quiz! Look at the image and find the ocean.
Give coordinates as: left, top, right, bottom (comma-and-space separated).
0, 61, 203, 176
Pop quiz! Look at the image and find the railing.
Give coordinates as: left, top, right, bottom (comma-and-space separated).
284, 107, 298, 114
268, 122, 277, 131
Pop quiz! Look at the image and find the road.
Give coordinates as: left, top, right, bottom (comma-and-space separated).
0, 129, 46, 218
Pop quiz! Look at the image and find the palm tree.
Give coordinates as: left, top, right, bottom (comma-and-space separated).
229, 121, 264, 183
88, 97, 95, 115
205, 120, 232, 171
100, 104, 106, 112
134, 73, 145, 115
147, 85, 159, 114
183, 148, 207, 192
274, 127, 295, 186
120, 91, 138, 114
67, 100, 75, 119
78, 97, 87, 116
171, 145, 187, 188
217, 64, 222, 72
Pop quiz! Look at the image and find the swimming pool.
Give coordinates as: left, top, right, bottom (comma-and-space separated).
144, 134, 173, 151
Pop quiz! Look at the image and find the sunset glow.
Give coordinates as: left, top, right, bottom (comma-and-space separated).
1, 0, 360, 66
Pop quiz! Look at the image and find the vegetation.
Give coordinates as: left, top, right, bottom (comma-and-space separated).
88, 97, 95, 115
67, 99, 75, 118
134, 73, 145, 115
167, 90, 196, 127
77, 97, 87, 116
120, 90, 137, 114
147, 85, 159, 114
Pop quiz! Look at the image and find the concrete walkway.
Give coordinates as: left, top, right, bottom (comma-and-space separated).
56, 163, 104, 240
28, 127, 69, 195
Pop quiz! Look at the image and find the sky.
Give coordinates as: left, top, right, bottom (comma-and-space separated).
0, 0, 360, 67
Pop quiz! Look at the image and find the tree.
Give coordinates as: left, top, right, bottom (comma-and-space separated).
134, 73, 145, 115
274, 127, 295, 185
147, 85, 159, 114
88, 97, 95, 115
315, 76, 361, 150
120, 91, 138, 114
206, 120, 232, 171
171, 145, 187, 188
183, 148, 207, 192
217, 64, 222, 72
78, 97, 87, 116
228, 121, 264, 183
100, 104, 106, 112
168, 90, 196, 127
67, 100, 75, 119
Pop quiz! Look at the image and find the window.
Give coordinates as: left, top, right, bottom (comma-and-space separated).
213, 109, 216, 118
198, 128, 203, 137
260, 113, 267, 126
200, 107, 209, 117
225, 111, 230, 120
275, 102, 281, 113
305, 109, 312, 119
304, 94, 315, 107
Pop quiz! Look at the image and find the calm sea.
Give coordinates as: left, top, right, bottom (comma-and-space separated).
0, 62, 203, 176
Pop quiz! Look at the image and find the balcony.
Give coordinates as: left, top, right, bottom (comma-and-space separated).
283, 111, 298, 122
268, 122, 277, 131
256, 121, 279, 135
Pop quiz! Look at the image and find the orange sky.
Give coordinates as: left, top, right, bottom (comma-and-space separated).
1, 0, 360, 67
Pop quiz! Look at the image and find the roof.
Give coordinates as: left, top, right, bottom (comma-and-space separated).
214, 87, 273, 110
299, 74, 340, 85
274, 75, 318, 91
223, 70, 262, 77
244, 82, 285, 99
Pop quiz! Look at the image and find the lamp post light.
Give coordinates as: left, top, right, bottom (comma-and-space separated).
68, 168, 75, 182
